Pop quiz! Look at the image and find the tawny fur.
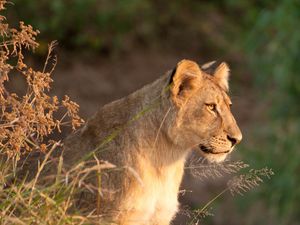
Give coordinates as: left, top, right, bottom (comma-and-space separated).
62, 59, 242, 225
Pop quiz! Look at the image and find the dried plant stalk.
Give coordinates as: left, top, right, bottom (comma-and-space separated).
187, 164, 274, 224
227, 167, 274, 196
186, 155, 249, 180
0, 1, 84, 159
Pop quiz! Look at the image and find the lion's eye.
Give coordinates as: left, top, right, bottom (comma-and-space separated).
206, 103, 217, 111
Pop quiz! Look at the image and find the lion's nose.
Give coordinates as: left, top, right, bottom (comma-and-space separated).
227, 135, 240, 147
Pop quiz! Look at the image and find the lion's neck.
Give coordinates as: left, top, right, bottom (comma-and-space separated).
123, 77, 188, 167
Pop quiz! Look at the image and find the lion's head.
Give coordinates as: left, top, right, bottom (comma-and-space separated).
169, 59, 242, 162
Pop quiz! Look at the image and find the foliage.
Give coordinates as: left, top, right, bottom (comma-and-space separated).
8, 0, 237, 54
238, 119, 300, 224
10, 0, 154, 52
223, 0, 300, 224
241, 0, 300, 116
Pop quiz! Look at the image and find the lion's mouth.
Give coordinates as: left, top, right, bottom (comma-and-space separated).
199, 145, 230, 155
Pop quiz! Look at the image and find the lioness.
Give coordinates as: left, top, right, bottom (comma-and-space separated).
63, 59, 242, 225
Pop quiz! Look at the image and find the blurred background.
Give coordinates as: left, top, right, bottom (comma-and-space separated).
6, 0, 300, 224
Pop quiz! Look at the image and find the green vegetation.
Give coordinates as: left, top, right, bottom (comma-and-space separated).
231, 1, 300, 224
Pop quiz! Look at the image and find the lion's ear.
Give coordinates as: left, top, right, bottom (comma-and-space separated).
214, 62, 230, 92
170, 59, 202, 107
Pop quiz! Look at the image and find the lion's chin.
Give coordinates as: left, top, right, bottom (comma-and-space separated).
198, 145, 231, 163
200, 151, 228, 162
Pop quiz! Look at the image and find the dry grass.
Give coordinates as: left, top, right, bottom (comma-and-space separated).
0, 1, 106, 224
185, 157, 274, 223
0, 4, 83, 160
